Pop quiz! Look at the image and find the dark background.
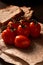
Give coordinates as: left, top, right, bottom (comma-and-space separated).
1, 0, 43, 7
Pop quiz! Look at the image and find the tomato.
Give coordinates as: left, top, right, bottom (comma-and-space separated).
7, 21, 20, 29
7, 21, 19, 36
2, 28, 15, 45
17, 24, 30, 37
14, 35, 31, 48
29, 21, 41, 38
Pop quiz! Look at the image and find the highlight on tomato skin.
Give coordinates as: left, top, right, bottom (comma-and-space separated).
29, 21, 41, 38
14, 35, 31, 49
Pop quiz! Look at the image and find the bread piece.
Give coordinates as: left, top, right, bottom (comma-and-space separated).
0, 5, 24, 25
21, 6, 33, 21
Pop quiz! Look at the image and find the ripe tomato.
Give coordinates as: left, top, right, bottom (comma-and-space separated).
2, 28, 15, 45
7, 21, 20, 29
14, 35, 31, 48
29, 21, 41, 38
7, 21, 19, 36
17, 24, 30, 37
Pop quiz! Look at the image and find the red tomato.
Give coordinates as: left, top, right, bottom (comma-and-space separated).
14, 35, 31, 48
2, 28, 15, 45
7, 21, 19, 36
29, 22, 41, 38
17, 25, 30, 37
7, 21, 20, 29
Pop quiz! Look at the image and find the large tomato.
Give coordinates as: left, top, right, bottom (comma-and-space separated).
14, 35, 31, 49
29, 21, 41, 38
17, 24, 30, 37
2, 28, 15, 45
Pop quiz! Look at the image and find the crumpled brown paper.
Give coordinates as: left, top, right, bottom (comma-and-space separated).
0, 39, 29, 65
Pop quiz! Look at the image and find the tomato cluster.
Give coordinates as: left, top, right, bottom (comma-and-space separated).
2, 20, 41, 49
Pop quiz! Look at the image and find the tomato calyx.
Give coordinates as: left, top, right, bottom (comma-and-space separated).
31, 19, 38, 25
10, 28, 16, 32
8, 25, 17, 32
21, 24, 27, 28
